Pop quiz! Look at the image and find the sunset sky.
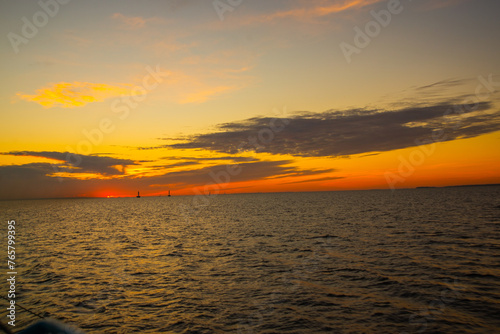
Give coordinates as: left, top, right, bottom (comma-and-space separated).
1, 0, 499, 199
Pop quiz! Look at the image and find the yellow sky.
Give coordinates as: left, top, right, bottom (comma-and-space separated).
0, 0, 499, 199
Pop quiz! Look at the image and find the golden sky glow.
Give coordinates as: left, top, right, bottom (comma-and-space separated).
17, 82, 144, 108
0, 0, 499, 199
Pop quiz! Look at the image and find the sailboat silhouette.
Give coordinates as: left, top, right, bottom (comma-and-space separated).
168, 190, 171, 197
136, 191, 141, 198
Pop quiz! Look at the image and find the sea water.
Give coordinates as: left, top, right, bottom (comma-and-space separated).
1, 187, 499, 333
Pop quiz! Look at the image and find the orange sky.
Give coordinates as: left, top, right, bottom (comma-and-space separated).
1, 0, 499, 199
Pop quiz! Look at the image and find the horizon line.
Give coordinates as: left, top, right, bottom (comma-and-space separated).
2, 183, 499, 201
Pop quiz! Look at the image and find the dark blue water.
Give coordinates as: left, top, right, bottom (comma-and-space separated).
1, 187, 500, 333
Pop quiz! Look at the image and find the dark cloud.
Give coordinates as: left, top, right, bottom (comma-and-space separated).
416, 78, 470, 91
283, 176, 345, 185
164, 161, 200, 168
0, 163, 86, 200
268, 168, 336, 180
166, 101, 499, 157
146, 160, 331, 187
137, 146, 164, 150
1, 151, 138, 176
160, 156, 257, 163
0, 159, 333, 200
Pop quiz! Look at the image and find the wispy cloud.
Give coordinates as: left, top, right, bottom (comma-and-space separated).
153, 68, 249, 105
150, 40, 193, 56
160, 156, 256, 163
179, 85, 236, 104
250, 0, 384, 23
16, 82, 143, 108
283, 176, 344, 184
415, 78, 470, 91
61, 30, 92, 48
111, 13, 164, 29
217, 0, 470, 27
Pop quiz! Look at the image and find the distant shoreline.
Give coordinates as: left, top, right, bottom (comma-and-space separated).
416, 183, 500, 189
1, 183, 499, 201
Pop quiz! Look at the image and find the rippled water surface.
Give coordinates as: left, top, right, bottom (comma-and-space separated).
1, 187, 500, 333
